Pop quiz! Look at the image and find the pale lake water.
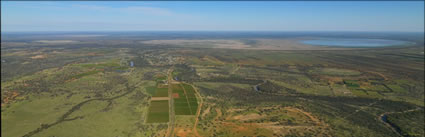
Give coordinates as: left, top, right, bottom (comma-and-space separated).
300, 38, 413, 47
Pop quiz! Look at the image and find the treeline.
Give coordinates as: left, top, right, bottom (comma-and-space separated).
173, 64, 199, 81
387, 109, 424, 137
131, 56, 151, 68
257, 80, 297, 94
199, 76, 263, 85
299, 95, 420, 137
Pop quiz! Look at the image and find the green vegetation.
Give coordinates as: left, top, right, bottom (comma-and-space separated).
173, 84, 193, 115
344, 80, 360, 88
172, 83, 198, 115
145, 86, 156, 95
181, 83, 199, 113
147, 100, 169, 123
387, 109, 424, 137
70, 70, 102, 79
312, 68, 362, 76
153, 88, 168, 97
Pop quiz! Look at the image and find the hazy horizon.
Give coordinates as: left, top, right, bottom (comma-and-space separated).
2, 1, 424, 32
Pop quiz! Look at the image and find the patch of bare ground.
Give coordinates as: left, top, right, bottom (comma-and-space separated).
170, 81, 181, 84
175, 127, 197, 137
87, 52, 103, 56
30, 54, 47, 59
217, 122, 274, 136
322, 76, 344, 85
201, 56, 226, 65
172, 93, 180, 98
285, 107, 322, 125
220, 106, 330, 136
231, 113, 264, 121
214, 108, 222, 121
367, 71, 389, 81
51, 51, 64, 54
1, 91, 20, 106
151, 97, 169, 101
283, 107, 331, 136
226, 108, 245, 113
201, 106, 211, 118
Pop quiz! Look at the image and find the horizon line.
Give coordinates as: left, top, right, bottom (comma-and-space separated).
2, 30, 424, 33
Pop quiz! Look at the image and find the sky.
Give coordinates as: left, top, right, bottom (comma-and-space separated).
1, 1, 424, 32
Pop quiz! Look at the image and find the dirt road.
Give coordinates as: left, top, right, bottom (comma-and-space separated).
166, 68, 176, 137
191, 84, 203, 137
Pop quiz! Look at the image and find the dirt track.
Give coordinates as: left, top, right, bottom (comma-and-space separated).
191, 84, 203, 137
166, 68, 176, 137
151, 97, 169, 101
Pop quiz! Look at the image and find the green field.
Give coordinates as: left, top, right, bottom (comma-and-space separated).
173, 84, 192, 115
153, 88, 169, 97
181, 83, 199, 114
173, 84, 198, 115
146, 100, 169, 123
146, 86, 157, 95
145, 80, 168, 97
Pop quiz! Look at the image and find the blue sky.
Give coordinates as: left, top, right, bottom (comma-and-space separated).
1, 1, 424, 32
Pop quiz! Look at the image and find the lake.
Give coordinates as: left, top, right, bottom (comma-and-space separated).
300, 38, 412, 47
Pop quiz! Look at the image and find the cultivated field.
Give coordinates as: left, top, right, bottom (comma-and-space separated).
173, 84, 198, 115
147, 100, 169, 123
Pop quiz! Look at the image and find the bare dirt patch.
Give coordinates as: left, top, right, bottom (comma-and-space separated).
214, 108, 222, 121
285, 107, 321, 125
219, 122, 274, 136
227, 108, 246, 113
173, 93, 180, 98
151, 97, 169, 101
213, 106, 331, 136
175, 127, 196, 137
231, 113, 263, 121
201, 106, 211, 118
87, 52, 103, 56
201, 56, 226, 65
322, 76, 344, 85
30, 54, 47, 59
